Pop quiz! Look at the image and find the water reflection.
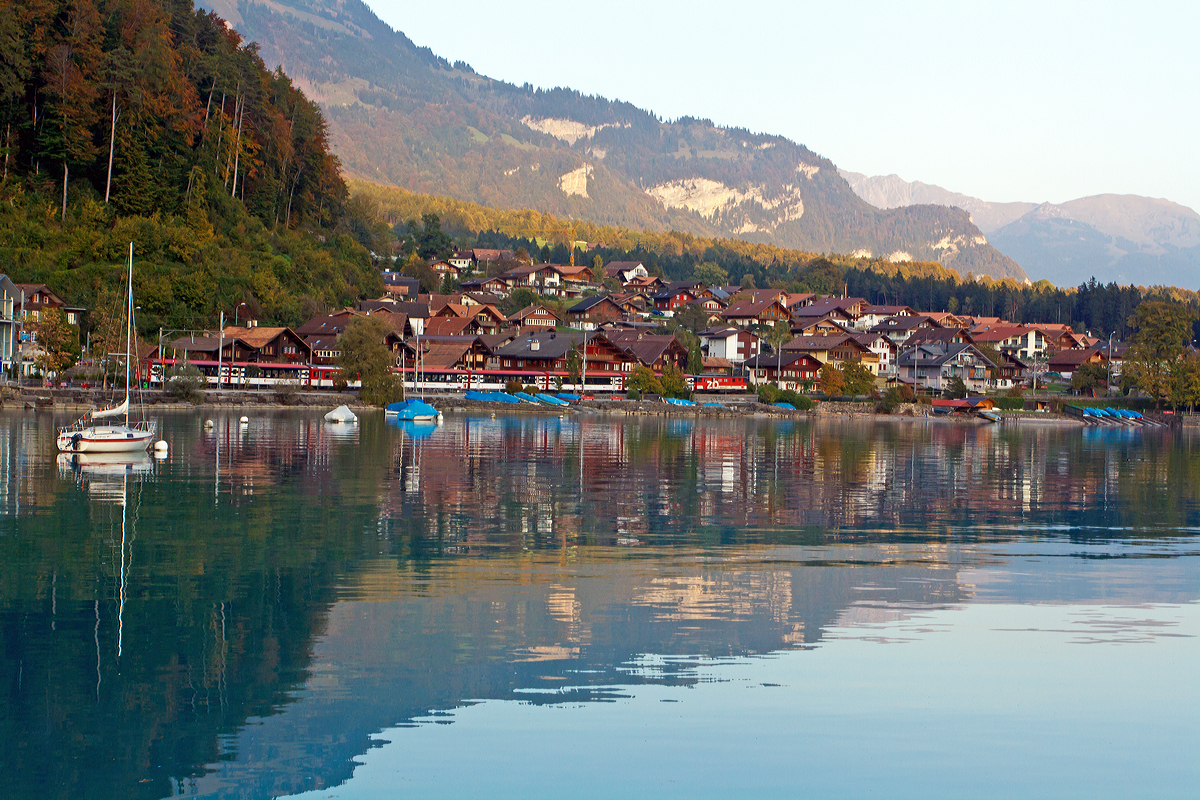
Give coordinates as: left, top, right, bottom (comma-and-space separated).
0, 410, 1198, 799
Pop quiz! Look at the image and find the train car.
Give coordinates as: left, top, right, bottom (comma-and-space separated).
690, 374, 749, 393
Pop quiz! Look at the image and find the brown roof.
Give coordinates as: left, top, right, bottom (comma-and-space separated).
1049, 348, 1104, 368
221, 326, 295, 349
420, 342, 474, 369
508, 304, 561, 323
423, 317, 475, 336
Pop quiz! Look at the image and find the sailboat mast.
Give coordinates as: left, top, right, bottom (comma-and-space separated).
125, 243, 133, 427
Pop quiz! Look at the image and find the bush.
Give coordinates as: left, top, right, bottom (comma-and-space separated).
165, 362, 205, 404
275, 377, 301, 405
876, 384, 916, 414
994, 397, 1025, 411
505, 380, 523, 394
758, 384, 813, 410
523, 385, 539, 395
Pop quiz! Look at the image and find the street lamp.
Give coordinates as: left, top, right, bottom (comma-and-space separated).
234, 302, 248, 328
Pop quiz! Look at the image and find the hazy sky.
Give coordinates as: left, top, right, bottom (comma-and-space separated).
364, 0, 1199, 212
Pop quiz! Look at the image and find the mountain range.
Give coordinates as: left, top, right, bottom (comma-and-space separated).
841, 172, 1200, 289
196, 0, 1026, 282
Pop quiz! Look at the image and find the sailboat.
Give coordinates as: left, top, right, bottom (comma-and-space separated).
56, 244, 157, 453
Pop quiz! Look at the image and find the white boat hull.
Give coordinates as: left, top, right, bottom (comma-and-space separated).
57, 426, 155, 453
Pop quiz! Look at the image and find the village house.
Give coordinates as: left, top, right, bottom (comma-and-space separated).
429, 259, 465, 281
0, 276, 21, 372
791, 297, 868, 324
896, 342, 995, 395
458, 276, 511, 297
651, 286, 698, 316
720, 297, 790, 328
792, 315, 853, 337
1048, 347, 1107, 379
605, 261, 649, 284
508, 305, 561, 332
743, 351, 823, 391
490, 330, 614, 373
15, 283, 86, 326
783, 334, 881, 374
220, 325, 311, 365
698, 326, 762, 364
448, 251, 475, 272
869, 314, 941, 347
604, 330, 689, 372
854, 304, 917, 331
566, 295, 625, 330
971, 325, 1049, 361
848, 331, 898, 376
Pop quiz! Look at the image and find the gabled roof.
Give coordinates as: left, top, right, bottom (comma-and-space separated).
848, 332, 896, 350
221, 326, 301, 349
508, 304, 561, 323
568, 295, 622, 314
698, 325, 744, 338
869, 314, 937, 333
861, 304, 915, 316
791, 297, 866, 318
896, 342, 994, 369
423, 317, 476, 336
1048, 347, 1104, 368
420, 342, 474, 369
297, 315, 352, 337
494, 330, 588, 361
721, 297, 786, 318
743, 351, 822, 369
782, 334, 869, 354
969, 325, 1033, 343
902, 327, 976, 348
604, 331, 685, 366
304, 335, 340, 351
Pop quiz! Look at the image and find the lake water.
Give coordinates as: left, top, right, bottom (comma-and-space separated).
2, 410, 1198, 799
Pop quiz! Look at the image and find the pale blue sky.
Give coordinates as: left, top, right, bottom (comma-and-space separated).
364, 0, 1199, 212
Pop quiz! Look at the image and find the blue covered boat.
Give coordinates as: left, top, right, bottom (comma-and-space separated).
663, 397, 696, 407
535, 393, 570, 407
386, 399, 439, 421
513, 392, 540, 404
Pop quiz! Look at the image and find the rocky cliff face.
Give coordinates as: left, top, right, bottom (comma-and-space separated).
200, 0, 1026, 281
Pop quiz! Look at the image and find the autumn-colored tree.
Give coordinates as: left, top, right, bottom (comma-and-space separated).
336, 315, 402, 407
626, 365, 661, 398
30, 307, 77, 375
1125, 301, 1198, 404
841, 361, 876, 396
819, 363, 844, 395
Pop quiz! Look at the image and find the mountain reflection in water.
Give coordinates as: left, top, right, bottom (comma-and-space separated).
0, 411, 1198, 799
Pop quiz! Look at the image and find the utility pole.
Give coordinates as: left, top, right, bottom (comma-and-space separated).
217, 310, 224, 390
1107, 331, 1115, 396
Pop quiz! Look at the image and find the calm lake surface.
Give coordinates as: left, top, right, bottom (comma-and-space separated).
2, 409, 1199, 799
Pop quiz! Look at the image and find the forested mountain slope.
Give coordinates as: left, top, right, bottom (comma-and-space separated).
0, 0, 388, 334
198, 0, 1026, 281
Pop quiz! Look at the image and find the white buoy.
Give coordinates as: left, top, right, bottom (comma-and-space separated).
239, 416, 249, 424
204, 419, 214, 429
154, 440, 168, 452
437, 413, 444, 425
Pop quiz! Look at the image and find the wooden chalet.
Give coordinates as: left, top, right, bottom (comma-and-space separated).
221, 325, 311, 364
567, 295, 625, 330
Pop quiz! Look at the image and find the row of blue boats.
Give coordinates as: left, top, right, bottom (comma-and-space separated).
1075, 406, 1157, 425
465, 390, 575, 408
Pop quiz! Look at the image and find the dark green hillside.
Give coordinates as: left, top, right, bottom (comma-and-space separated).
203, 0, 1026, 281
0, 0, 388, 334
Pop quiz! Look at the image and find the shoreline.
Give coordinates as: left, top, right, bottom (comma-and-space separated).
3, 387, 1095, 426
